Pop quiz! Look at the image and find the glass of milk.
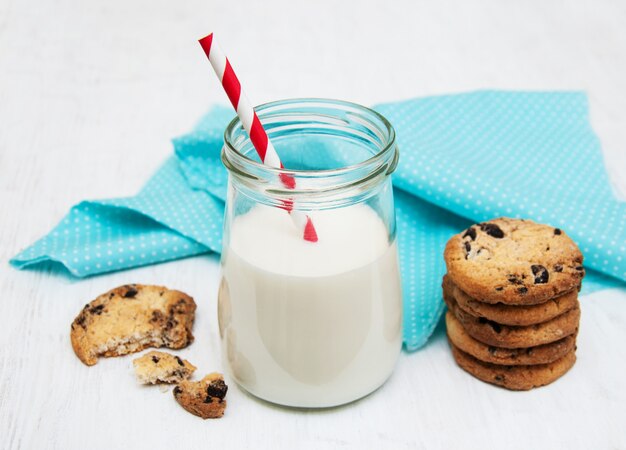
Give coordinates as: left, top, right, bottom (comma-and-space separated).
219, 99, 402, 408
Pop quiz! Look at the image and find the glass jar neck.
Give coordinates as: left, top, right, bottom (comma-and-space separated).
222, 98, 398, 210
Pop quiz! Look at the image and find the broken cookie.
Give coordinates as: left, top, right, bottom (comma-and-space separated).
70, 284, 196, 366
173, 373, 228, 419
133, 351, 196, 384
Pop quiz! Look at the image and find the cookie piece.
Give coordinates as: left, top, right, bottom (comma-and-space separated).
444, 218, 584, 305
71, 284, 196, 366
173, 373, 228, 419
446, 311, 576, 365
443, 288, 579, 348
133, 351, 197, 384
443, 274, 579, 326
449, 343, 576, 390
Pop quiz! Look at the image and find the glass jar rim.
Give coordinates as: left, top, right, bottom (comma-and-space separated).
222, 97, 398, 180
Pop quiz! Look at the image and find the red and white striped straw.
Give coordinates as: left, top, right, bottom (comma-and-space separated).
198, 33, 318, 243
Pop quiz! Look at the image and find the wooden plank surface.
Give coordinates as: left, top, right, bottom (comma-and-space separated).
1, 0, 625, 448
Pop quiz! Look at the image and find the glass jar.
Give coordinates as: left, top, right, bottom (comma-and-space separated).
218, 98, 402, 408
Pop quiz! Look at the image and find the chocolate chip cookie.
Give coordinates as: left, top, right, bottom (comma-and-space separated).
173, 373, 228, 419
449, 343, 576, 390
446, 311, 576, 365
444, 218, 584, 305
70, 284, 196, 366
443, 274, 579, 326
444, 288, 579, 348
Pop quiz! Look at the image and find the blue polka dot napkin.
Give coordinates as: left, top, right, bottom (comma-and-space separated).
11, 91, 626, 351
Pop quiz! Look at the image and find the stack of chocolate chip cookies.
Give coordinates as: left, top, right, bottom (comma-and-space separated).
443, 218, 585, 390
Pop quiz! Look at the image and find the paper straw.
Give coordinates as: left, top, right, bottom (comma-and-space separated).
199, 33, 318, 243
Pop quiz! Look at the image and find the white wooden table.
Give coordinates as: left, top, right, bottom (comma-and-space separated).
1, 0, 625, 448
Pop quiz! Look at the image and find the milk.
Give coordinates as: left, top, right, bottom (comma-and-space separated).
218, 203, 402, 407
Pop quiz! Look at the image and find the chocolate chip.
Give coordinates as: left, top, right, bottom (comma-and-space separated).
206, 380, 228, 400
575, 266, 584, 271
174, 299, 188, 311
108, 292, 115, 299
554, 264, 563, 273
173, 386, 182, 395
167, 299, 188, 315
518, 287, 528, 294
531, 265, 549, 284
150, 310, 164, 323
88, 304, 105, 315
123, 286, 138, 298
463, 227, 477, 241
554, 228, 562, 235
175, 356, 184, 366
152, 356, 160, 364
159, 291, 164, 296
494, 375, 504, 382
464, 241, 471, 254
479, 223, 504, 238
495, 287, 503, 291
507, 275, 523, 285
75, 314, 87, 329
479, 317, 502, 333
488, 346, 497, 355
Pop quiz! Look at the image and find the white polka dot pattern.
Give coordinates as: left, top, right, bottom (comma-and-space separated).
10, 92, 626, 351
